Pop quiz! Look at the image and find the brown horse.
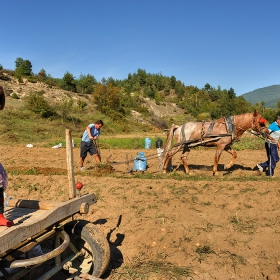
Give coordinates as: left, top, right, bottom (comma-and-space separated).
161, 110, 268, 176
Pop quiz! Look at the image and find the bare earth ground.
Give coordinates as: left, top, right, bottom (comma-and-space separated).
1, 144, 280, 280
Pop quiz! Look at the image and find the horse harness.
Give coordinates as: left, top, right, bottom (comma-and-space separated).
179, 116, 237, 149
202, 116, 237, 143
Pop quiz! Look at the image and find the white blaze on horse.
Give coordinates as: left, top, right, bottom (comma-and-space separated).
161, 110, 268, 176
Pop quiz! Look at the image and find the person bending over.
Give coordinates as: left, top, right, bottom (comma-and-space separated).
79, 120, 103, 170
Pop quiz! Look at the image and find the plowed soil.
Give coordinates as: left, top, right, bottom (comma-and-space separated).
1, 144, 280, 280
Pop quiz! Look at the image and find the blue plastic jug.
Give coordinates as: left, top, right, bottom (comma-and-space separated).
134, 152, 147, 171
145, 138, 152, 149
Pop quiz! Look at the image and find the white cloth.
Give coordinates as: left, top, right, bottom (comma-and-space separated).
52, 143, 62, 148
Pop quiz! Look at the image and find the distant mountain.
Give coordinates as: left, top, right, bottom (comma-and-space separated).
241, 85, 280, 109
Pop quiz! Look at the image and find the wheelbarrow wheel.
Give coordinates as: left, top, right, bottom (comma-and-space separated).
62, 220, 110, 277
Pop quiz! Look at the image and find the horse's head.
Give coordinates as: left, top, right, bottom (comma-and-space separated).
252, 110, 269, 138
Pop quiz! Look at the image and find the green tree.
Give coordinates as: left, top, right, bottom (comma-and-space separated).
93, 83, 124, 119
228, 87, 236, 99
38, 69, 47, 82
218, 87, 236, 116
137, 69, 147, 86
21, 60, 32, 76
76, 74, 96, 94
15, 57, 32, 76
61, 72, 76, 92
15, 57, 24, 69
261, 101, 265, 114
170, 76, 176, 89
204, 83, 211, 91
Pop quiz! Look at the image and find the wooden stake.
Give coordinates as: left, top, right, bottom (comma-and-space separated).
66, 129, 76, 199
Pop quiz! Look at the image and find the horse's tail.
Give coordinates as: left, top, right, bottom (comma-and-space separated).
159, 124, 179, 170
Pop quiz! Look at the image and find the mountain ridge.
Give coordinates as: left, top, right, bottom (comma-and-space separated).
241, 84, 280, 108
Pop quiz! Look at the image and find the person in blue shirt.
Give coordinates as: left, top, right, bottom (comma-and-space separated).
79, 120, 104, 170
257, 115, 280, 177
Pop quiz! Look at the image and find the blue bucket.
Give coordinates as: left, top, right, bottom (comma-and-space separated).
134, 152, 147, 171
145, 138, 152, 149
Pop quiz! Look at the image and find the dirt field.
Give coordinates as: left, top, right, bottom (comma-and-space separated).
1, 143, 280, 280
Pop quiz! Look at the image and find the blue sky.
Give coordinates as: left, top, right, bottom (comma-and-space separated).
1, 0, 280, 96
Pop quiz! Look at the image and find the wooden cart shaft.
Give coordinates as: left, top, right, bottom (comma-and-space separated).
0, 193, 96, 255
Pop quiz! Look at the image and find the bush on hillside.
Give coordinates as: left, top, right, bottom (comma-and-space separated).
11, 93, 20, 99
24, 91, 57, 118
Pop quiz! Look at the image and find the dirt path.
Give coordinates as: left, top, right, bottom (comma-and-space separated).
1, 144, 280, 279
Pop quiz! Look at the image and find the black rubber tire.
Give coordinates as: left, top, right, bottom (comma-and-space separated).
62, 220, 110, 277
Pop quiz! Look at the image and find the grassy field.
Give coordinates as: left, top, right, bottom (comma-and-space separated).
1, 96, 266, 152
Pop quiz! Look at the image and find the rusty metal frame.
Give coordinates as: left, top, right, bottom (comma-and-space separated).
0, 228, 70, 280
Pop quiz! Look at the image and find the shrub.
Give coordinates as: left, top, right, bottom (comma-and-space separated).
196, 112, 211, 121
11, 93, 20, 99
27, 75, 38, 83
24, 91, 57, 118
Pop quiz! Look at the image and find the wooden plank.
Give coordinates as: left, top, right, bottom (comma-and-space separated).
173, 133, 232, 147
0, 193, 96, 255
0, 208, 44, 230
5, 199, 61, 210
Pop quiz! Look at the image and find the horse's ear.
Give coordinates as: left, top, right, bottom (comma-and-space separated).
253, 109, 258, 116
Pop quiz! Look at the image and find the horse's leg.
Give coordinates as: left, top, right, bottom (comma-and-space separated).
213, 146, 225, 176
224, 146, 237, 170
181, 145, 191, 174
162, 146, 182, 173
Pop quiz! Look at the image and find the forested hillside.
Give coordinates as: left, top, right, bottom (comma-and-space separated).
1, 58, 280, 125
241, 85, 280, 109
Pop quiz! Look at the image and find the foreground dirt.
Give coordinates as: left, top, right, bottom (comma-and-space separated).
1, 144, 280, 280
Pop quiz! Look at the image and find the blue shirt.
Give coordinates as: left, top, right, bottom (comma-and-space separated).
81, 124, 100, 143
267, 121, 280, 143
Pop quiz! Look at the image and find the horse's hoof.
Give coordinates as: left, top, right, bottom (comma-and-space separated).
163, 170, 166, 174
224, 164, 231, 170
213, 172, 219, 176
